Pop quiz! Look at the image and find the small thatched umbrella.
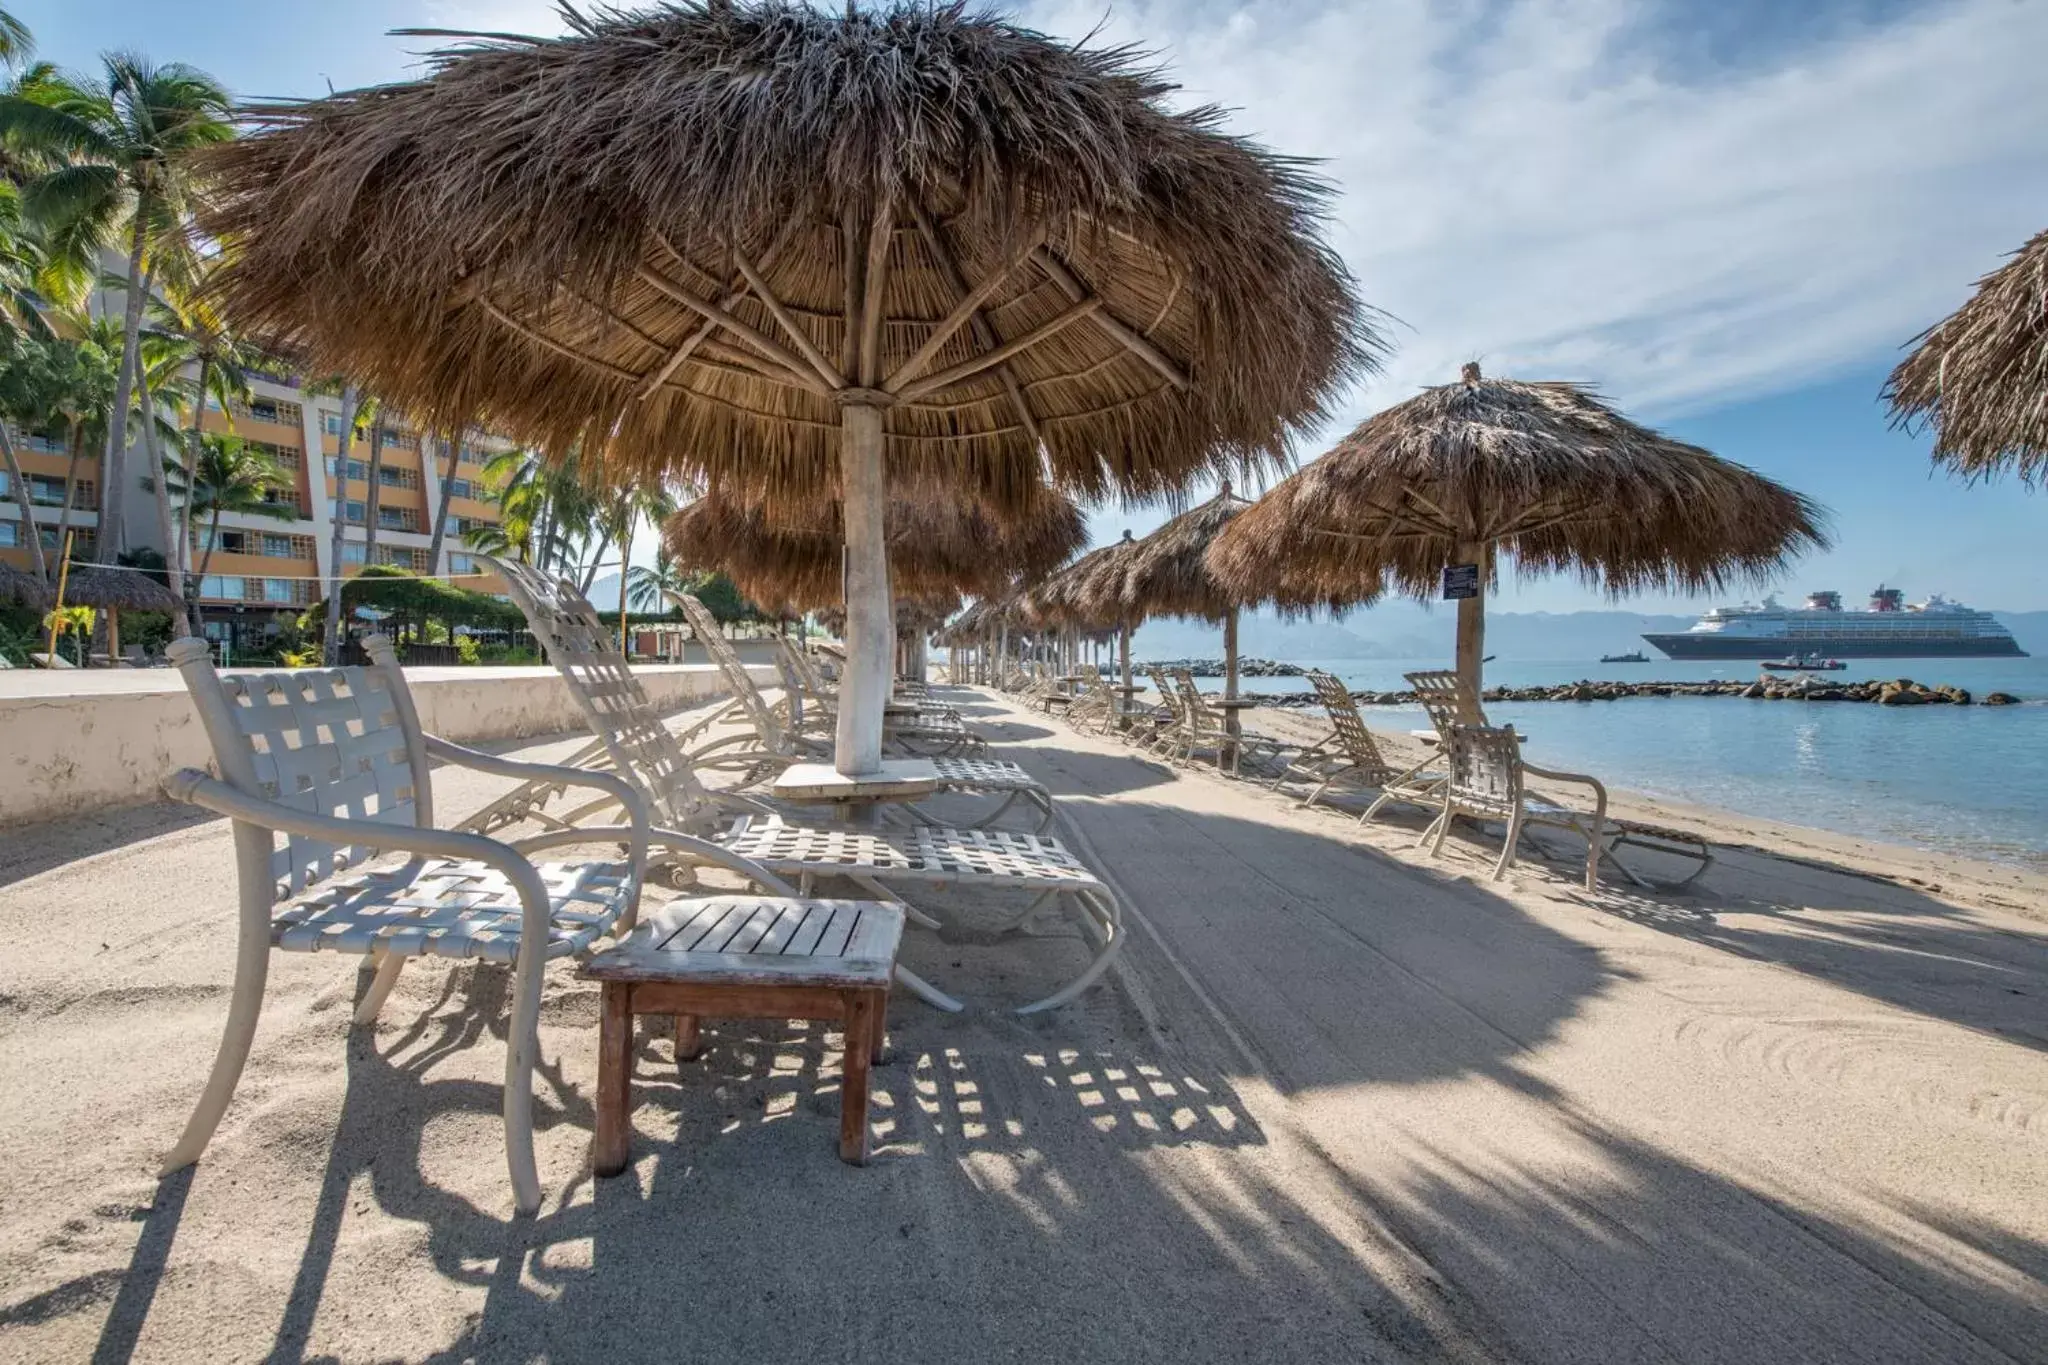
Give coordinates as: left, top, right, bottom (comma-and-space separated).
57, 566, 185, 663
1209, 363, 1829, 698
201, 3, 1377, 777
1096, 485, 1255, 700
1884, 227, 2048, 485
0, 562, 53, 611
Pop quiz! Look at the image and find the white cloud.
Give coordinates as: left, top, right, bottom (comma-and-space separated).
1013, 0, 2048, 424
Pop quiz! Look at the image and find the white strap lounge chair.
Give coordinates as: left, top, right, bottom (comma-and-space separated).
1280, 669, 1442, 819
1168, 668, 1289, 777
478, 560, 1116, 1012
763, 618, 988, 757
157, 633, 801, 1215
1422, 724, 1711, 892
663, 590, 1052, 832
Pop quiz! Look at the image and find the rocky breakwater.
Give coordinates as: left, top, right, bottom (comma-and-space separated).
1140, 657, 1306, 679
1373, 677, 2013, 706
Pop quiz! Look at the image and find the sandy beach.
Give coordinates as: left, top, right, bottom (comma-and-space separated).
1, 685, 2044, 1363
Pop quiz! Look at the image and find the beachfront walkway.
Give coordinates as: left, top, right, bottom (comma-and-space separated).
1, 685, 2043, 1362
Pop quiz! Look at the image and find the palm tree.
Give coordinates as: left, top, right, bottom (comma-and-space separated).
0, 8, 31, 72
0, 54, 232, 557
425, 427, 465, 571
162, 432, 294, 591
356, 395, 388, 556
607, 483, 677, 648
304, 377, 362, 663
626, 546, 688, 613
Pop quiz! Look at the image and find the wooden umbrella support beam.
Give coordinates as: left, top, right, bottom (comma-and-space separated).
836, 398, 891, 775
1454, 539, 1488, 704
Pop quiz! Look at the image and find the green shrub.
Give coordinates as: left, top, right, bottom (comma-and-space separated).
455, 635, 481, 666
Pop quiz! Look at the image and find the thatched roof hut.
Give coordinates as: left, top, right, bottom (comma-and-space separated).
663, 486, 1086, 611
0, 562, 53, 610
1092, 486, 1254, 695
198, 1, 1377, 775
57, 566, 185, 613
1209, 363, 1828, 694
1884, 227, 2048, 485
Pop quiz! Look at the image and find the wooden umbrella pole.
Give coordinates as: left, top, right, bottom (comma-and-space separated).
1223, 607, 1240, 701
1454, 538, 1487, 706
835, 400, 890, 775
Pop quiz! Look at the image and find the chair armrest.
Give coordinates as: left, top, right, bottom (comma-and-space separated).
163, 768, 562, 906
1521, 762, 1608, 823
424, 735, 652, 838
512, 824, 798, 897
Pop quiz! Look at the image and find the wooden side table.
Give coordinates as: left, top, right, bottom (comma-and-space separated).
580, 896, 906, 1170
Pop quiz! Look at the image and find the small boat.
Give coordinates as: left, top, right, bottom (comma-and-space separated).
1760, 654, 1846, 672
1600, 651, 1648, 663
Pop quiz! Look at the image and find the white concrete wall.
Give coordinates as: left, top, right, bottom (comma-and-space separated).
0, 663, 774, 827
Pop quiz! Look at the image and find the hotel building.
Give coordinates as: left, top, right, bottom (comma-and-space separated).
2, 369, 512, 648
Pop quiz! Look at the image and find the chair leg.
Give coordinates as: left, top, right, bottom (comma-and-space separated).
161, 913, 271, 1175
1494, 809, 1525, 881
673, 1014, 703, 1062
502, 937, 548, 1215
353, 951, 409, 1026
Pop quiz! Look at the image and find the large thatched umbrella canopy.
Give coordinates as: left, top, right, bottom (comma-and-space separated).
663, 485, 1086, 609
201, 2, 1376, 774
1884, 227, 2048, 486
1209, 363, 1828, 697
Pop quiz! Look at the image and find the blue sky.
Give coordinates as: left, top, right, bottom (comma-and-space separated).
22, 0, 2048, 612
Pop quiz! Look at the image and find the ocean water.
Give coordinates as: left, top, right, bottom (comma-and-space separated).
1165, 657, 2048, 868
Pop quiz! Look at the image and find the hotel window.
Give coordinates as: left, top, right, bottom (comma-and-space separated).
343, 542, 367, 565
200, 575, 244, 600
39, 526, 89, 554
244, 398, 301, 426
27, 474, 67, 507
378, 507, 418, 532
344, 500, 366, 523
325, 456, 369, 482
324, 413, 344, 437
0, 520, 14, 547
448, 478, 473, 501
448, 552, 476, 575
262, 533, 295, 558
263, 578, 294, 604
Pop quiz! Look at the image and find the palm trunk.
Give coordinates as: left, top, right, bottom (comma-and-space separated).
196, 508, 221, 583
578, 526, 612, 594
100, 208, 153, 558
136, 377, 191, 637
177, 357, 212, 635
1453, 539, 1489, 704
53, 418, 82, 575
323, 386, 360, 665
426, 431, 459, 570
616, 520, 633, 653
0, 424, 44, 579
362, 417, 386, 556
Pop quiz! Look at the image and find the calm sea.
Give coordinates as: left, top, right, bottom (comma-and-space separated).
1171, 657, 2048, 868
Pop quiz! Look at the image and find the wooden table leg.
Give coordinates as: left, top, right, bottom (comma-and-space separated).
839, 989, 879, 1165
674, 1014, 702, 1062
594, 982, 632, 1177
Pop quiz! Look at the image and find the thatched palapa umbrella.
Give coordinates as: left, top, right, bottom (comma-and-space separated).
1884, 227, 2048, 486
58, 566, 185, 662
1098, 484, 1254, 700
1209, 363, 1829, 698
0, 562, 53, 611
201, 3, 1375, 775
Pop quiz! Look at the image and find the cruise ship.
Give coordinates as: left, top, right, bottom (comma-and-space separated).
1643, 588, 2026, 660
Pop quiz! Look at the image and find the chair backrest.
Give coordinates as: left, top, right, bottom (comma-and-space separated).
780, 634, 838, 703
1405, 669, 1486, 738
487, 556, 716, 827
1442, 724, 1523, 819
168, 634, 432, 901
670, 593, 790, 752
1143, 665, 1181, 719
1304, 669, 1393, 782
1171, 669, 1216, 723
